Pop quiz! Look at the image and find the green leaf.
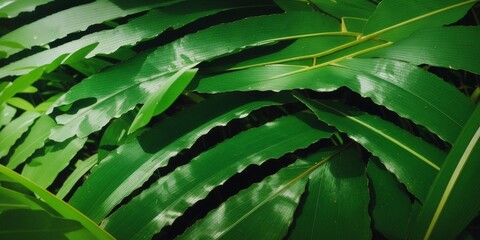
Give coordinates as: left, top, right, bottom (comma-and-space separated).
0, 67, 43, 105
0, 209, 82, 239
296, 95, 446, 202
0, 0, 181, 57
0, 1, 263, 78
288, 146, 371, 240
7, 115, 56, 169
310, 0, 376, 19
0, 104, 16, 128
362, 0, 476, 41
366, 26, 480, 74
196, 58, 472, 143
21, 137, 87, 189
69, 93, 294, 223
98, 111, 138, 160
6, 97, 35, 111
101, 113, 333, 239
56, 154, 98, 200
128, 64, 198, 134
0, 186, 52, 212
180, 159, 311, 240
0, 0, 54, 18
367, 157, 412, 240
49, 12, 339, 141
0, 111, 40, 158
411, 103, 480, 239
0, 165, 113, 239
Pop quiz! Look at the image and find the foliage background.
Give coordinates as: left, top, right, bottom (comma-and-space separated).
0, 0, 479, 239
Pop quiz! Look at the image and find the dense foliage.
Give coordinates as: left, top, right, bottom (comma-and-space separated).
0, 0, 479, 239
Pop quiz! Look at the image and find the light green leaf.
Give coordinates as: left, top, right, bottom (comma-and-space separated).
6, 97, 35, 111
69, 93, 294, 223
56, 154, 98, 200
0, 67, 43, 105
366, 26, 480, 74
288, 146, 371, 240
0, 111, 40, 158
128, 64, 198, 134
7, 115, 56, 169
0, 164, 113, 239
0, 104, 16, 128
0, 0, 181, 57
49, 12, 339, 141
296, 95, 446, 202
102, 113, 333, 239
0, 0, 54, 18
21, 137, 87, 189
412, 103, 480, 239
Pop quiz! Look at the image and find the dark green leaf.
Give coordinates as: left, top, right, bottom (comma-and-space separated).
102, 113, 333, 239
412, 104, 480, 239
310, 0, 376, 19
296, 95, 446, 202
288, 146, 371, 239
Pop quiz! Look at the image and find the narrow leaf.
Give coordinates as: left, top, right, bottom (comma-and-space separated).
0, 104, 16, 128
7, 115, 56, 169
366, 26, 480, 74
0, 0, 54, 18
101, 113, 333, 239
0, 111, 40, 158
0, 164, 114, 239
0, 0, 180, 57
180, 160, 311, 240
412, 104, 480, 239
56, 154, 98, 200
296, 95, 446, 202
21, 137, 87, 189
49, 12, 339, 141
69, 93, 293, 223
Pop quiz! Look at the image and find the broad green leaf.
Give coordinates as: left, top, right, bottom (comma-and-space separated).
288, 146, 371, 240
7, 115, 56, 169
0, 209, 82, 240
57, 154, 98, 200
0, 111, 40, 158
367, 157, 412, 240
0, 104, 16, 128
310, 0, 376, 18
180, 160, 312, 240
0, 0, 54, 18
196, 58, 472, 143
342, 17, 368, 33
362, 0, 476, 41
366, 26, 480, 74
128, 65, 198, 134
69, 93, 293, 223
0, 164, 114, 239
7, 97, 35, 111
0, 0, 181, 57
296, 95, 446, 202
0, 67, 43, 104
21, 137, 87, 189
49, 12, 339, 141
412, 104, 480, 239
0, 1, 265, 78
102, 113, 333, 239
68, 58, 113, 76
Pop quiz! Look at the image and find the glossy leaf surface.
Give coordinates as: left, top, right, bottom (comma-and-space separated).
69, 93, 293, 222
412, 104, 480, 239
0, 0, 54, 18
102, 113, 333, 239
288, 147, 371, 240
0, 111, 40, 158
296, 95, 446, 202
